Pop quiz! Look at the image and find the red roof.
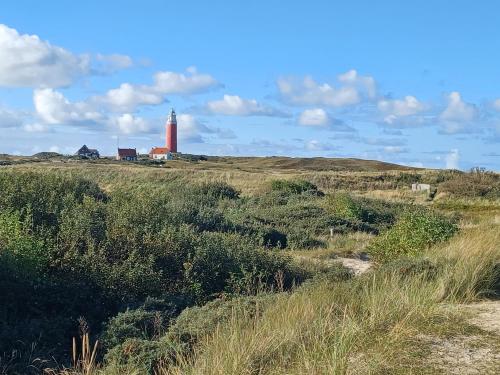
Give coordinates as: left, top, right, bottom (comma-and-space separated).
150, 147, 170, 154
117, 148, 137, 157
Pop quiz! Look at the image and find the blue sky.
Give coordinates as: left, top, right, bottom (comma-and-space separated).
1, 0, 499, 170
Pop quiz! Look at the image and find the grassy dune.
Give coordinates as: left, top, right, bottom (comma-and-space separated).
158, 217, 499, 375
0, 159, 498, 374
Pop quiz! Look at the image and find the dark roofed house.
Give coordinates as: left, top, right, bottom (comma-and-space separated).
117, 148, 137, 161
76, 145, 100, 159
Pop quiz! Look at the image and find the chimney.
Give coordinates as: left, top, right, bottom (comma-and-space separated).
166, 108, 177, 153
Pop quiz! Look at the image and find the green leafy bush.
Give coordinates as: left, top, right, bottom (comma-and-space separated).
326, 192, 363, 220
270, 179, 323, 196
166, 294, 276, 347
367, 207, 458, 261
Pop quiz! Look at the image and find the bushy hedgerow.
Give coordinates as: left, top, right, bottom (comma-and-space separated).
103, 294, 276, 374
166, 294, 276, 347
326, 192, 399, 230
439, 168, 500, 199
0, 171, 106, 234
367, 207, 458, 261
270, 179, 323, 196
101, 298, 181, 349
104, 337, 181, 374
0, 171, 310, 369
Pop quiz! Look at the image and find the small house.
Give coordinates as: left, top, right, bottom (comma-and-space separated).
117, 148, 137, 161
149, 147, 173, 160
76, 145, 99, 159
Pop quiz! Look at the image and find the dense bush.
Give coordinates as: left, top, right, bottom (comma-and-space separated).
367, 207, 458, 260
0, 171, 312, 370
326, 192, 399, 231
104, 294, 277, 374
270, 179, 323, 196
439, 168, 500, 199
0, 170, 445, 372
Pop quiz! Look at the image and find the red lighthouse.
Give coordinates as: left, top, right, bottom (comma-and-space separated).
166, 108, 177, 153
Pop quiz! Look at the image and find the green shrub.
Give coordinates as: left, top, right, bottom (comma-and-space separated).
166, 294, 276, 348
192, 181, 240, 200
367, 207, 458, 261
326, 192, 363, 221
101, 298, 179, 349
104, 337, 180, 374
270, 179, 323, 196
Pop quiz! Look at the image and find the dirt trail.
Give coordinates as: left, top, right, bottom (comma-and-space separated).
424, 300, 500, 374
294, 255, 373, 276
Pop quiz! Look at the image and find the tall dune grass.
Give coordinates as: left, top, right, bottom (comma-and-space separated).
158, 220, 499, 375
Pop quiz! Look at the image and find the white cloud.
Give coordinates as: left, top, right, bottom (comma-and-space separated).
95, 68, 219, 112
440, 92, 477, 123
32, 88, 151, 135
113, 114, 149, 134
383, 146, 406, 154
94, 53, 133, 74
23, 123, 51, 132
378, 95, 426, 124
338, 69, 376, 98
34, 88, 104, 125
445, 149, 460, 169
153, 69, 219, 95
0, 24, 89, 88
177, 114, 236, 143
298, 108, 330, 126
96, 83, 164, 112
305, 139, 335, 151
206, 95, 285, 116
0, 24, 133, 88
277, 70, 376, 108
297, 108, 351, 132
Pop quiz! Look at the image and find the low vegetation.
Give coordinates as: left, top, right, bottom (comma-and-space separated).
0, 160, 498, 374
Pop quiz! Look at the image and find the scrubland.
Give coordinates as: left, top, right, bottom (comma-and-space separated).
0, 157, 498, 374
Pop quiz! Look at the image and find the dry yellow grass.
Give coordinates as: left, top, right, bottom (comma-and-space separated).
156, 215, 499, 375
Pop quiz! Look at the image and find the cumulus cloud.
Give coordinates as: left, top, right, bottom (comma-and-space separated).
445, 149, 460, 169
277, 70, 376, 108
298, 108, 330, 126
297, 108, 353, 131
96, 83, 164, 112
439, 92, 478, 134
378, 95, 426, 124
0, 24, 133, 88
32, 88, 151, 135
177, 114, 236, 143
382, 146, 407, 154
440, 92, 477, 122
338, 69, 376, 98
305, 139, 335, 151
95, 68, 220, 112
34, 88, 104, 125
206, 95, 286, 116
113, 114, 149, 134
93, 53, 134, 74
153, 68, 219, 95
